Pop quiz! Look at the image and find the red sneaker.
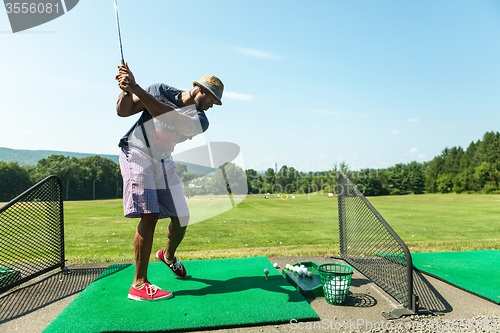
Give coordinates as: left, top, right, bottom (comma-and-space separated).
128, 282, 173, 301
156, 249, 187, 278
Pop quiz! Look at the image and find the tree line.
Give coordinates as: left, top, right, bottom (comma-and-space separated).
246, 131, 500, 196
0, 154, 246, 202
1, 131, 499, 202
425, 131, 500, 193
245, 161, 426, 197
0, 155, 122, 202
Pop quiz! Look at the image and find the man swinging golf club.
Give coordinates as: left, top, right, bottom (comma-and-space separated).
115, 63, 224, 301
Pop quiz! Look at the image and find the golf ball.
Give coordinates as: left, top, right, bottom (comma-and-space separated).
273, 263, 279, 268
264, 268, 269, 274
307, 271, 313, 278
285, 264, 290, 270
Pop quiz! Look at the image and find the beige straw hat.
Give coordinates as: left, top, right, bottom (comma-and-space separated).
193, 74, 224, 105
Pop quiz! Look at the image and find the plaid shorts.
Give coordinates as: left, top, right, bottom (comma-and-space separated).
119, 146, 189, 225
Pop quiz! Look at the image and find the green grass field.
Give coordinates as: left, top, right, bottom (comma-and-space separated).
59, 193, 500, 263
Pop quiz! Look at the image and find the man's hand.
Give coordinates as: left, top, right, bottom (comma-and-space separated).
116, 62, 140, 95
114, 64, 195, 136
115, 63, 145, 117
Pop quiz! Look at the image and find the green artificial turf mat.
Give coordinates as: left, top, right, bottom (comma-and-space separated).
412, 250, 500, 304
43, 257, 318, 332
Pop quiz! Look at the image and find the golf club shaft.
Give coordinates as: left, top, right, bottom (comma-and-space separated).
114, 0, 129, 96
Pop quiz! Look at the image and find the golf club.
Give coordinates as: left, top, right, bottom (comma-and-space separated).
113, 0, 129, 96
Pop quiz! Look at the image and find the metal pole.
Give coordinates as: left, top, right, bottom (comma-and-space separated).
221, 163, 235, 207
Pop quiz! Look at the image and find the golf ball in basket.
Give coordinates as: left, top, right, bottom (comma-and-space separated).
324, 279, 348, 302
307, 271, 313, 278
285, 264, 290, 270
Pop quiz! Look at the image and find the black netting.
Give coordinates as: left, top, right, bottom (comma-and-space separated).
0, 176, 65, 294
337, 173, 413, 308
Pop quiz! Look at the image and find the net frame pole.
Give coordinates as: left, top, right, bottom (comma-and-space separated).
336, 172, 416, 315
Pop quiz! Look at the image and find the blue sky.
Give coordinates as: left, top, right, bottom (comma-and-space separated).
1, 1, 499, 172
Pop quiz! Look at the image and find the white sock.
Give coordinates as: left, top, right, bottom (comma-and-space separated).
163, 250, 173, 263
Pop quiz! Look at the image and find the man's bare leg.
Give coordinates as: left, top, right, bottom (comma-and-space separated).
133, 213, 159, 287
164, 216, 187, 261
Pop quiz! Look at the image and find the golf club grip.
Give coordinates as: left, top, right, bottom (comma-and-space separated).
121, 60, 130, 97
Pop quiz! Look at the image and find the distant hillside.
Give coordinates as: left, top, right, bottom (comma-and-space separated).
0, 147, 119, 166
0, 147, 213, 175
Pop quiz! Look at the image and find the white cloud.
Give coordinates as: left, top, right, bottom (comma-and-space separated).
318, 153, 328, 160
410, 147, 419, 153
310, 109, 342, 116
232, 47, 282, 59
224, 91, 253, 102
408, 118, 419, 123
418, 153, 427, 159
391, 130, 400, 134
302, 141, 314, 147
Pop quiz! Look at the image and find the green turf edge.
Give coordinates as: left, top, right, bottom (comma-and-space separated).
412, 250, 500, 304
43, 257, 319, 333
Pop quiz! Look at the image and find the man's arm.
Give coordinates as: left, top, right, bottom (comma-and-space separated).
116, 92, 144, 117
116, 63, 195, 136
